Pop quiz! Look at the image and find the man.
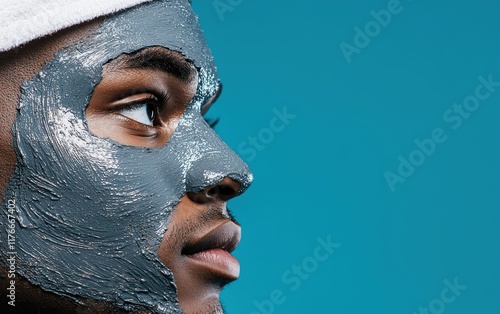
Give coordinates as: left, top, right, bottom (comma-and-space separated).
0, 0, 253, 313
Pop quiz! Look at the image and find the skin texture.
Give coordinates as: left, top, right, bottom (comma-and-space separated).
0, 19, 103, 202
0, 1, 252, 313
0, 18, 134, 314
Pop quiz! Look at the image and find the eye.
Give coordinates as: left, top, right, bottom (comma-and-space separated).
118, 102, 157, 126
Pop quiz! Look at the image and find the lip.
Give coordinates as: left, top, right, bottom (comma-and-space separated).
182, 220, 241, 280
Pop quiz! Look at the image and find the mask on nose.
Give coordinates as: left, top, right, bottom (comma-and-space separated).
0, 0, 252, 312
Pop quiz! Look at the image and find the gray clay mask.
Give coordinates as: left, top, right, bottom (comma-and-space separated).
0, 0, 252, 313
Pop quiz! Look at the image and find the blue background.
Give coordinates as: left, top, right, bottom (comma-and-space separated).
192, 1, 499, 313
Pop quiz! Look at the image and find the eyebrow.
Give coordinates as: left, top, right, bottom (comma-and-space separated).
105, 46, 223, 108
107, 46, 198, 83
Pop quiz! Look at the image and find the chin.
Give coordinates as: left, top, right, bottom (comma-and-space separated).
180, 296, 225, 314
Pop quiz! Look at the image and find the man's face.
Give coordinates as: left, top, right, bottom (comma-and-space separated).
1, 1, 252, 313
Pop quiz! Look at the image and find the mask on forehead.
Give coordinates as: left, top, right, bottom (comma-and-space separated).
0, 0, 252, 312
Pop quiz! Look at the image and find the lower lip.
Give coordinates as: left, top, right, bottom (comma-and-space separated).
187, 248, 240, 279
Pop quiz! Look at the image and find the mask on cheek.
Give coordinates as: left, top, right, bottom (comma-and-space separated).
0, 0, 252, 313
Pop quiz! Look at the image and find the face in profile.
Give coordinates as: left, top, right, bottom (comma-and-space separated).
0, 1, 252, 313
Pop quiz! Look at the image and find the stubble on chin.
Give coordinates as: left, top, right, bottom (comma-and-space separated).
184, 299, 225, 314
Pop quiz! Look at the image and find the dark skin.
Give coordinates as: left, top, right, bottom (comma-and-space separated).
0, 17, 243, 314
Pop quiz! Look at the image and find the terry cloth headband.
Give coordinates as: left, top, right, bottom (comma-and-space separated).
0, 0, 154, 52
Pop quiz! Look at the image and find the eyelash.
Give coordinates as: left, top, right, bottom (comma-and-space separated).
204, 117, 219, 129
133, 101, 161, 125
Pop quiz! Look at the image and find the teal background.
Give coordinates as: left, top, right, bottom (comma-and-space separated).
192, 1, 499, 313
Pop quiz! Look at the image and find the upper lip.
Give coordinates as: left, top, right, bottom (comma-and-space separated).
182, 220, 241, 256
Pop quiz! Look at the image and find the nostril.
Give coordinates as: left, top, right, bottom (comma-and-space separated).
206, 185, 236, 200
207, 186, 219, 197
218, 185, 236, 197
187, 177, 242, 204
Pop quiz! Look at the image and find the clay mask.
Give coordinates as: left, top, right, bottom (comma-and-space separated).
0, 0, 252, 313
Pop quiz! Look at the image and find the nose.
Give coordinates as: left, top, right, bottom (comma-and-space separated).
187, 177, 241, 204
170, 112, 253, 199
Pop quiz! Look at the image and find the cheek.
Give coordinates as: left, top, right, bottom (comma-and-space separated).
13, 67, 189, 246
4, 78, 186, 308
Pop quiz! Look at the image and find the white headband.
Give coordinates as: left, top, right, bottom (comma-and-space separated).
0, 0, 153, 52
